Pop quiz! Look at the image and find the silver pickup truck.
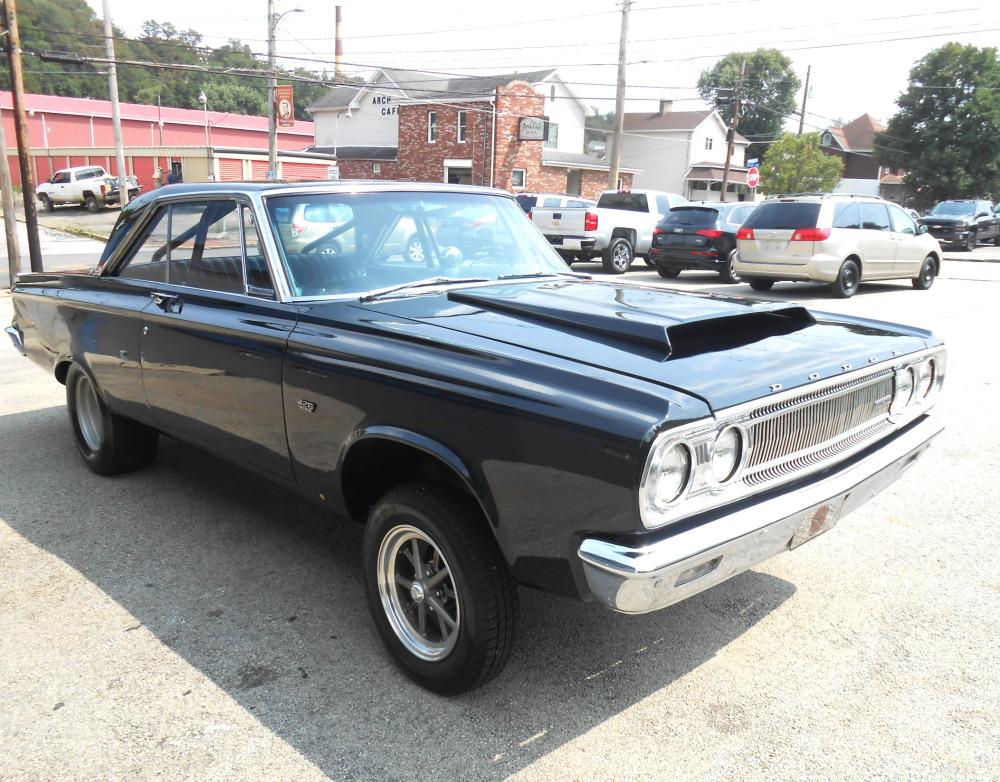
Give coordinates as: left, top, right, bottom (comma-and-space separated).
532, 188, 687, 273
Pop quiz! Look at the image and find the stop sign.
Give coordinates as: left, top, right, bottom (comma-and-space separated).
746, 166, 760, 189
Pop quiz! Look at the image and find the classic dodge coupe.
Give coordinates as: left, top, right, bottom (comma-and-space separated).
6, 182, 945, 693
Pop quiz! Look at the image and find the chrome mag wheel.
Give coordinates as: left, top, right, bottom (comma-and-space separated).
74, 372, 104, 452
612, 242, 631, 270
377, 524, 460, 661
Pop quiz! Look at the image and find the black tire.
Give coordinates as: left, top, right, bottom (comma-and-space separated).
601, 236, 634, 274
557, 251, 575, 265
964, 232, 976, 251
747, 277, 774, 292
66, 364, 158, 475
656, 268, 681, 279
912, 255, 937, 290
719, 249, 742, 284
363, 483, 517, 695
39, 194, 53, 213
831, 259, 861, 298
84, 194, 101, 213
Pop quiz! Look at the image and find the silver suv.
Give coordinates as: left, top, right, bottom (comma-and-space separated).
734, 194, 943, 297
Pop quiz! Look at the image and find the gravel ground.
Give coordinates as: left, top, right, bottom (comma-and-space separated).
1, 258, 998, 781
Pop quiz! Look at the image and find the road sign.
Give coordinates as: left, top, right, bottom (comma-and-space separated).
746, 157, 759, 168
746, 166, 760, 189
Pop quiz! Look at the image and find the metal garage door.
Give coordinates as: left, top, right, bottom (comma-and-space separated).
251, 160, 269, 180
281, 162, 329, 181
218, 157, 244, 182
131, 156, 155, 191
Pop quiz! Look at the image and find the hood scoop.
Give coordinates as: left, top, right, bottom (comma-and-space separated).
448, 284, 815, 358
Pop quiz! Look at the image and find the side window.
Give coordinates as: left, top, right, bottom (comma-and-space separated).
241, 206, 274, 293
859, 203, 891, 231
833, 203, 861, 229
542, 197, 561, 207
568, 200, 587, 208
655, 195, 671, 215
888, 204, 916, 235
117, 207, 172, 283
51, 172, 69, 184
170, 201, 244, 294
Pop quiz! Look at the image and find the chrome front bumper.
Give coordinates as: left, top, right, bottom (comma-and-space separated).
5, 325, 25, 355
578, 415, 943, 614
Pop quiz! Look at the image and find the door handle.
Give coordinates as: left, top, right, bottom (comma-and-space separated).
150, 291, 183, 313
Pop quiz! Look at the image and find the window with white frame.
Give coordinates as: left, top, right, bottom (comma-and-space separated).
705, 137, 713, 150
544, 121, 559, 149
457, 111, 468, 143
373, 162, 381, 174
511, 168, 526, 188
427, 111, 438, 143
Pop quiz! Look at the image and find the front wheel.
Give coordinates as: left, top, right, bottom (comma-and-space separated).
830, 259, 860, 298
912, 255, 937, 290
363, 483, 517, 694
993, 233, 1000, 247
747, 277, 774, 292
964, 232, 977, 251
719, 250, 742, 283
66, 364, 158, 475
602, 237, 634, 274
39, 194, 53, 213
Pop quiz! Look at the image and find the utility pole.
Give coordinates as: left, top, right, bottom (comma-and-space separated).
797, 65, 811, 136
2, 0, 42, 272
719, 58, 746, 204
102, 0, 129, 208
607, 0, 631, 190
267, 0, 277, 180
0, 106, 21, 288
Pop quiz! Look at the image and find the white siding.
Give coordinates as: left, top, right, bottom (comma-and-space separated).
313, 73, 405, 149
542, 79, 587, 154
618, 131, 691, 194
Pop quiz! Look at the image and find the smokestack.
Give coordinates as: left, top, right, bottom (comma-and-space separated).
335, 5, 343, 78
659, 99, 673, 116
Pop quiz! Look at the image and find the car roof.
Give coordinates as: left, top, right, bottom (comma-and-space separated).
55, 165, 105, 173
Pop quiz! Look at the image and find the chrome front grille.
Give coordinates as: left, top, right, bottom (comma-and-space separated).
743, 371, 894, 484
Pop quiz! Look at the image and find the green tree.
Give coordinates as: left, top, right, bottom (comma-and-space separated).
876, 43, 1000, 207
698, 49, 801, 160
760, 133, 844, 195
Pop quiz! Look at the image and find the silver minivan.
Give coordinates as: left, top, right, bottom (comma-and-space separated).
734, 194, 942, 297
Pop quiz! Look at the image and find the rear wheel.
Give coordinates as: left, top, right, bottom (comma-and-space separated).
406, 235, 426, 264
602, 237, 634, 274
912, 255, 937, 290
363, 483, 517, 694
657, 268, 681, 279
66, 364, 158, 475
747, 277, 774, 292
84, 194, 100, 213
964, 232, 977, 251
39, 194, 53, 213
719, 250, 742, 284
831, 259, 860, 298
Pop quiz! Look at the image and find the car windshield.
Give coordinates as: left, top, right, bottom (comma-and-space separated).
266, 191, 572, 298
742, 201, 821, 230
930, 202, 975, 217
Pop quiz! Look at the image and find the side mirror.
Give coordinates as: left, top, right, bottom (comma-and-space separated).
918, 224, 929, 235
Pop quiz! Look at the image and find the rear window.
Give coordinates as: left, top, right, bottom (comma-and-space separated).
727, 205, 755, 226
661, 208, 719, 228
742, 201, 821, 230
597, 192, 649, 212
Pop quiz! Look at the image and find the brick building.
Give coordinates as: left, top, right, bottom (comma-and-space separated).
820, 113, 909, 202
307, 68, 636, 198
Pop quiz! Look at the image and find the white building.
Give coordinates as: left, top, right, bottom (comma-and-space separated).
614, 103, 753, 201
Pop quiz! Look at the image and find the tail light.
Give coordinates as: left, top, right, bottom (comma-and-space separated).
584, 212, 599, 231
653, 226, 666, 236
737, 227, 755, 240
696, 229, 724, 238
790, 227, 832, 241
291, 222, 306, 237
528, 211, 533, 221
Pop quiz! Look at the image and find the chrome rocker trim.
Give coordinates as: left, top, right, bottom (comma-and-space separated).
4, 325, 25, 355
578, 414, 943, 614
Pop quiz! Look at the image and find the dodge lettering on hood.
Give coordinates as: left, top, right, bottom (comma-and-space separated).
6, 183, 945, 693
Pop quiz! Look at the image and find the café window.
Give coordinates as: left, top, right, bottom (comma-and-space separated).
511, 169, 526, 188
457, 111, 468, 143
427, 111, 438, 143
544, 121, 559, 149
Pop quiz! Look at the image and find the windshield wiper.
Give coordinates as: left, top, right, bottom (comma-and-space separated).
359, 276, 489, 303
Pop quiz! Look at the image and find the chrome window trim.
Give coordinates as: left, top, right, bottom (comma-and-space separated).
638, 345, 946, 529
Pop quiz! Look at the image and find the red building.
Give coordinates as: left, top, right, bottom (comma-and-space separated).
1, 91, 332, 190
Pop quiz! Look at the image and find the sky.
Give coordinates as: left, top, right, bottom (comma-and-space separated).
86, 0, 1000, 130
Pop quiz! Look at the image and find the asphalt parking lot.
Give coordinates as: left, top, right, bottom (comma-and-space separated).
1, 257, 998, 781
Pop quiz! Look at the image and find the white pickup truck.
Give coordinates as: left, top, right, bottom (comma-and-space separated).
37, 165, 141, 213
531, 188, 687, 273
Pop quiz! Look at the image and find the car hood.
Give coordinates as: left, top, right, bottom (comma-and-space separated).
354, 279, 933, 411
919, 215, 970, 226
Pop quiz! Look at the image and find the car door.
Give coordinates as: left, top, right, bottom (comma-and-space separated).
887, 203, 925, 276
976, 201, 998, 241
857, 202, 896, 279
49, 171, 70, 203
135, 197, 298, 479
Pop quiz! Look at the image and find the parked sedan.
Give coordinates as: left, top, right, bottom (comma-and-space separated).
7, 181, 946, 694
648, 202, 757, 283
918, 199, 1000, 250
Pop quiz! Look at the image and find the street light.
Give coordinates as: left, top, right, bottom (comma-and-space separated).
268, 4, 304, 180
198, 90, 211, 147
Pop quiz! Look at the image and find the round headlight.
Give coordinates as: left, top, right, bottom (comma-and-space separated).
891, 366, 915, 413
711, 426, 743, 484
648, 442, 692, 506
914, 358, 934, 399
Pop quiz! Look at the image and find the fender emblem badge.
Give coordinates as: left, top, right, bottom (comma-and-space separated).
769, 383, 782, 392
297, 399, 317, 413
